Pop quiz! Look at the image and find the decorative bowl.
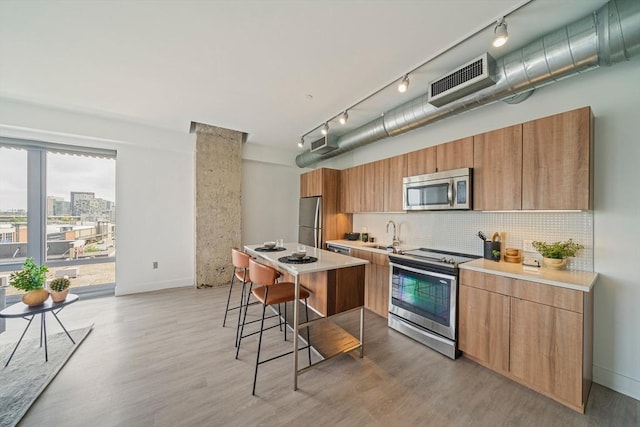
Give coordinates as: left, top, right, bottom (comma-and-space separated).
290, 251, 306, 259
505, 248, 520, 257
263, 241, 276, 249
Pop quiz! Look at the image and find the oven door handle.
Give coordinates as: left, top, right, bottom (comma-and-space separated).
389, 262, 456, 280
448, 179, 454, 207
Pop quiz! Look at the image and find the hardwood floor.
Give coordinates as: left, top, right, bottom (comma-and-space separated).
1, 286, 637, 427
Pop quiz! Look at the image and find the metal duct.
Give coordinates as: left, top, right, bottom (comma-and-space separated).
296, 0, 640, 168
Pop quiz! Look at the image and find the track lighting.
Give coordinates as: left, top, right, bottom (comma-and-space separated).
398, 75, 410, 93
339, 111, 349, 125
301, 13, 516, 152
492, 17, 508, 47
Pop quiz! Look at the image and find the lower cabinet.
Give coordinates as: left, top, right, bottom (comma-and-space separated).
458, 285, 510, 374
510, 298, 584, 407
352, 249, 389, 318
459, 269, 593, 413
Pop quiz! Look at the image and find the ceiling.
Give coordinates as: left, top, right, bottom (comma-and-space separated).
0, 0, 608, 151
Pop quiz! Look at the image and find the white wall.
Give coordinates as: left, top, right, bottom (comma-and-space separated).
321, 60, 640, 400
0, 98, 195, 296
241, 143, 302, 247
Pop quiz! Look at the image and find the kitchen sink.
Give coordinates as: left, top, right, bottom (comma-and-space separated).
368, 245, 404, 254
367, 244, 390, 250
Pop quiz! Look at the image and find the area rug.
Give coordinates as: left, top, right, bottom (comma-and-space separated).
0, 325, 93, 427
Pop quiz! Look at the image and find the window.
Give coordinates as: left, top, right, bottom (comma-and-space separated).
0, 146, 27, 264
0, 139, 116, 297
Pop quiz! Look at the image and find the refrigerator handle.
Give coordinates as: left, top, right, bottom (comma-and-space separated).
314, 198, 321, 230
315, 198, 321, 248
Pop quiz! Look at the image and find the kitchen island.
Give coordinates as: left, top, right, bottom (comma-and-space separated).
244, 243, 368, 390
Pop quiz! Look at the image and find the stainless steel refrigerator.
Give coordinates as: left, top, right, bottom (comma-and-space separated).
298, 196, 322, 248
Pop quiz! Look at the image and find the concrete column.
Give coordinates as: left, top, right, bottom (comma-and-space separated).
192, 122, 245, 288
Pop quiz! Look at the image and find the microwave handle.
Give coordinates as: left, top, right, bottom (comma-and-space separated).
448, 179, 454, 206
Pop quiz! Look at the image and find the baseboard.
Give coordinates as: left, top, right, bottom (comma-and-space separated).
593, 364, 640, 401
115, 278, 193, 296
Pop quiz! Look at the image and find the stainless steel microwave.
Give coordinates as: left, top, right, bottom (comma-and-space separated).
402, 168, 472, 211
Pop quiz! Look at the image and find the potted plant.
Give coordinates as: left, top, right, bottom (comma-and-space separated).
49, 276, 71, 303
9, 257, 50, 306
532, 239, 584, 270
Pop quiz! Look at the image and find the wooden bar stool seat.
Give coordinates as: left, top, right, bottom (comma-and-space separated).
223, 248, 255, 347
251, 283, 309, 305
236, 258, 312, 395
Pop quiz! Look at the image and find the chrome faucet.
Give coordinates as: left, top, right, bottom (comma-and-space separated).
386, 220, 400, 247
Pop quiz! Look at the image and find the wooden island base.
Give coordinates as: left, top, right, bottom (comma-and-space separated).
281, 265, 365, 317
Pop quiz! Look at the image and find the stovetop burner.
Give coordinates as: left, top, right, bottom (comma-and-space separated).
394, 248, 478, 268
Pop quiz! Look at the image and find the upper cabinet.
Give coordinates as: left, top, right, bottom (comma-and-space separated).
300, 168, 323, 197
340, 165, 364, 213
436, 136, 474, 171
340, 155, 406, 213
335, 106, 593, 213
363, 160, 384, 212
473, 124, 523, 211
384, 154, 407, 212
522, 107, 593, 210
405, 136, 473, 177
406, 146, 436, 176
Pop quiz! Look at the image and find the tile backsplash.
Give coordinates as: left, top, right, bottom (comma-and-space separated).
353, 211, 594, 272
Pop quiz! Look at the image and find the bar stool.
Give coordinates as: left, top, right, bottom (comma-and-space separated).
223, 248, 253, 346
236, 258, 312, 395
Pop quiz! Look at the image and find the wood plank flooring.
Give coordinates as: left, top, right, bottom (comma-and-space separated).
1, 286, 637, 427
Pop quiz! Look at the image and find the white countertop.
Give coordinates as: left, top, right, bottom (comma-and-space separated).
326, 239, 417, 255
328, 240, 598, 292
460, 258, 598, 292
245, 243, 368, 276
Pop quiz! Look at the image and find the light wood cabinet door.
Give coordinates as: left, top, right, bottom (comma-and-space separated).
368, 264, 390, 318
351, 164, 365, 213
522, 107, 592, 210
436, 136, 473, 171
340, 166, 363, 213
320, 168, 351, 243
384, 154, 407, 212
473, 124, 523, 210
363, 160, 385, 212
458, 284, 510, 373
510, 298, 583, 408
340, 168, 351, 213
351, 249, 389, 318
300, 169, 323, 197
406, 146, 436, 177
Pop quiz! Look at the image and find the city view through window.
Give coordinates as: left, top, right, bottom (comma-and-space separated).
0, 147, 116, 296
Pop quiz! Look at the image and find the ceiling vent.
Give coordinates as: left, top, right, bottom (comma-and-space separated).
428, 53, 497, 107
310, 135, 338, 154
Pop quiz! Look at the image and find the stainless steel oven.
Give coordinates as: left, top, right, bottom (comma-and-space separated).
388, 249, 477, 359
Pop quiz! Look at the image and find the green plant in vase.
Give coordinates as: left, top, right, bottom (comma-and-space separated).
532, 239, 584, 270
9, 257, 50, 306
